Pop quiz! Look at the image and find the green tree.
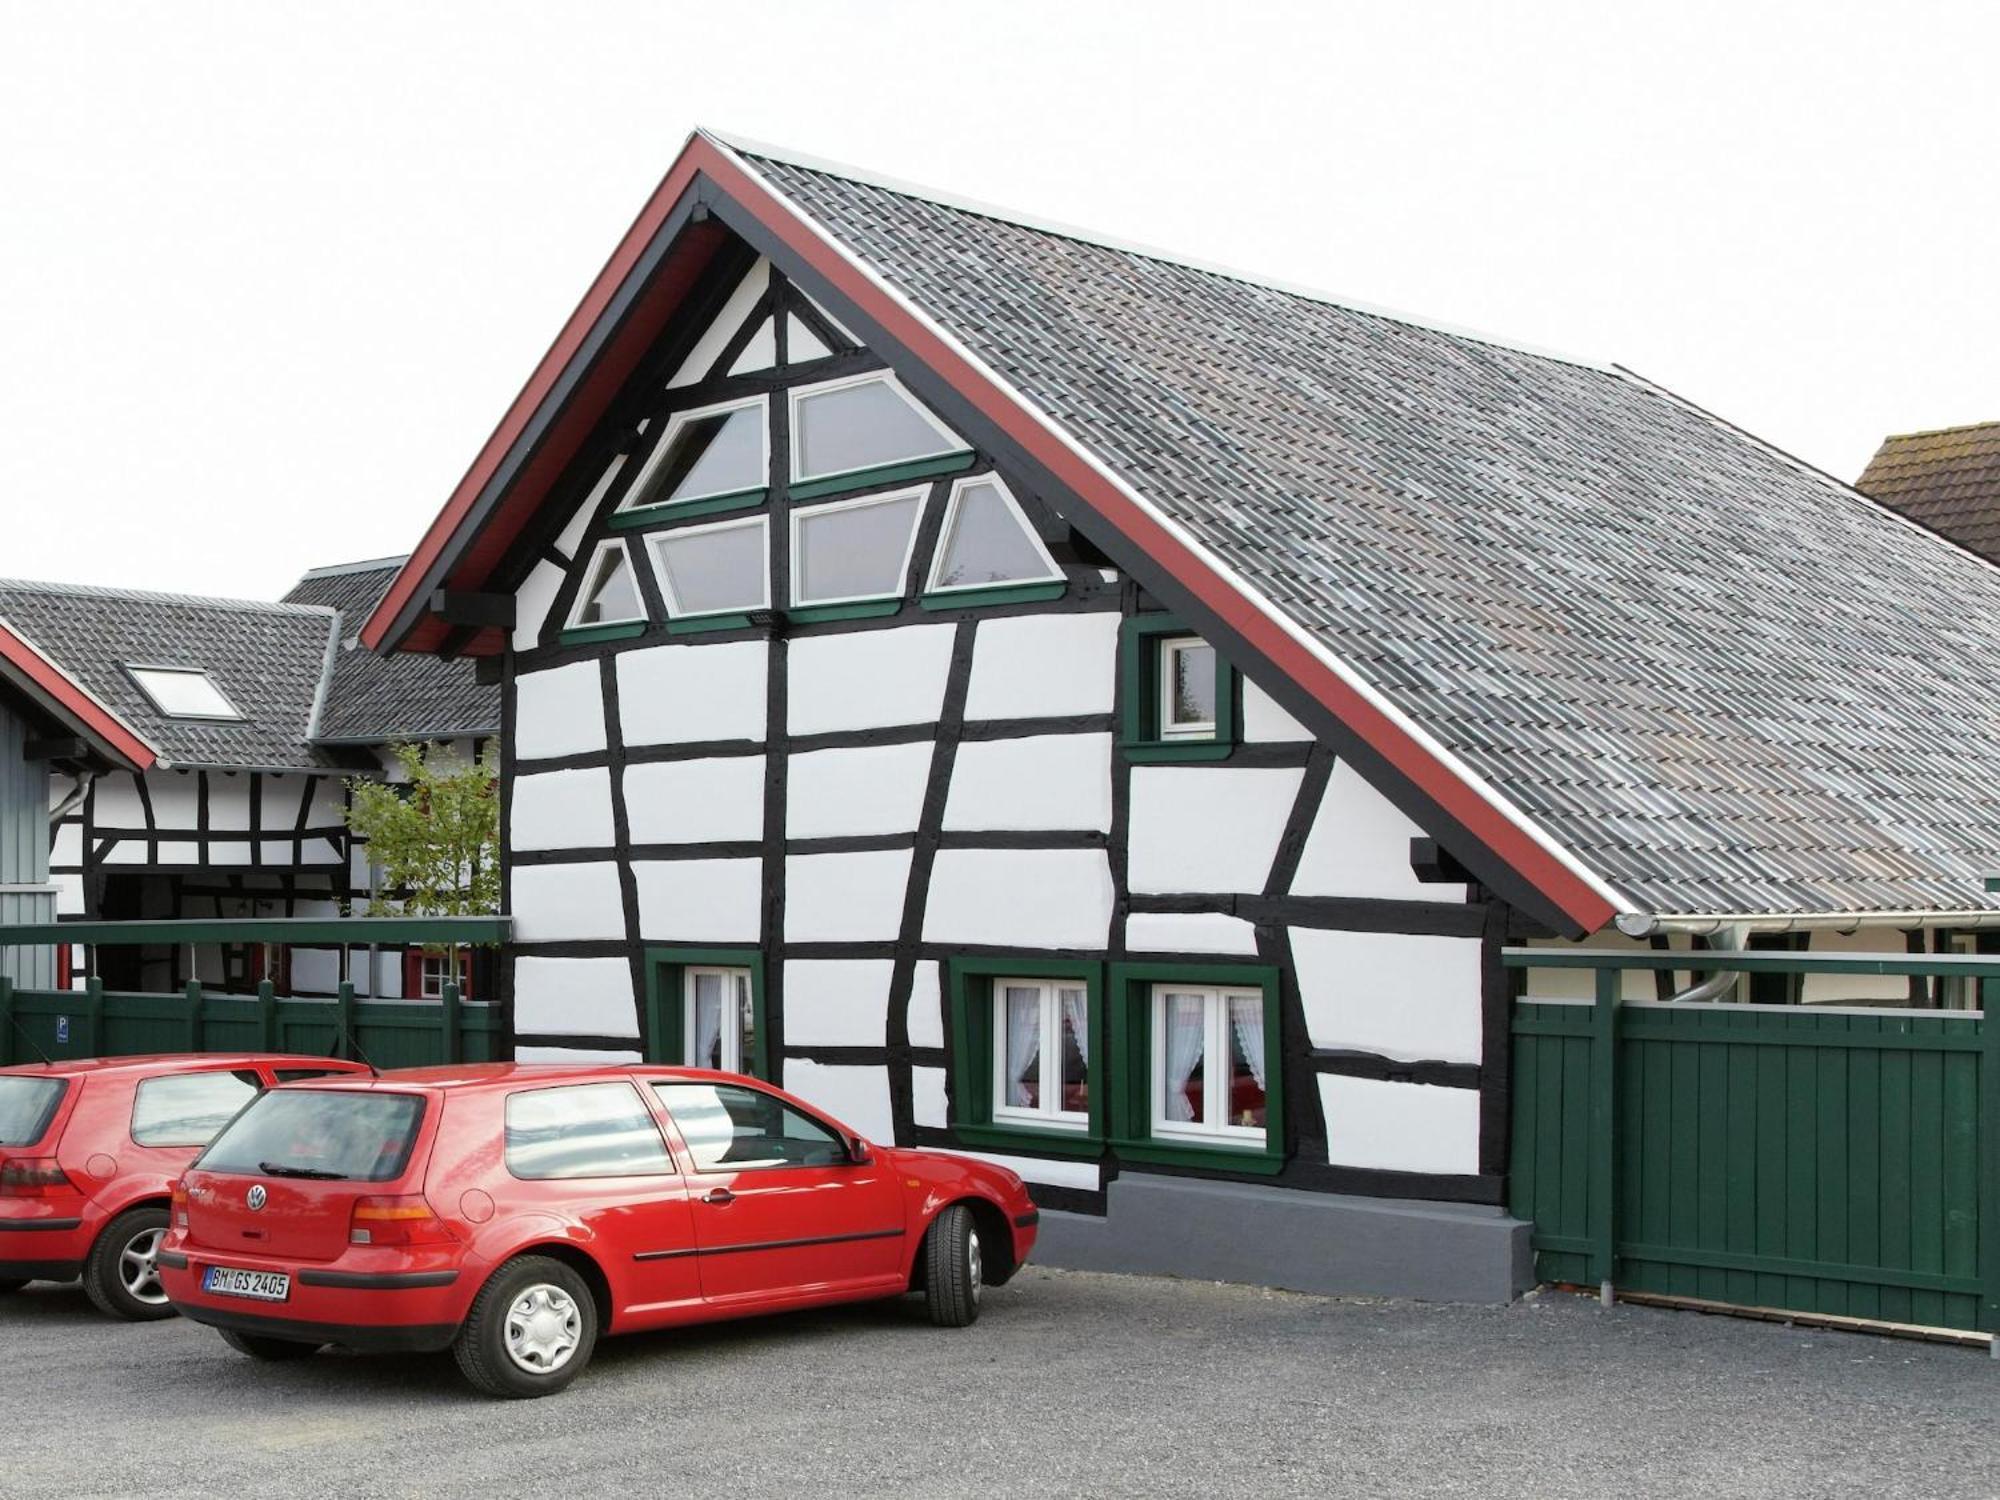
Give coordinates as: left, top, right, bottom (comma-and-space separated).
344, 743, 501, 984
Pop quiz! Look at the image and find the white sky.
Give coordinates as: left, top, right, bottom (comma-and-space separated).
3, 1, 1996, 600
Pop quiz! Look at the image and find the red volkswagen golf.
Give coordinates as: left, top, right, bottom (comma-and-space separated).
161, 1064, 1039, 1397
0, 1053, 370, 1319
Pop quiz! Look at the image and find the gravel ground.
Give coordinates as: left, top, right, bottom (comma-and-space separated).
2, 1269, 1997, 1499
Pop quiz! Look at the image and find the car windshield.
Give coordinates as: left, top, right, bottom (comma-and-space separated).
0, 1076, 66, 1146
196, 1090, 425, 1182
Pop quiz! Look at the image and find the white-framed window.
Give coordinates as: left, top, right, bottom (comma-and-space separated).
1157, 636, 1218, 740
125, 665, 242, 721
620, 394, 769, 511
789, 371, 966, 485
992, 978, 1090, 1132
790, 485, 927, 607
565, 540, 645, 629
925, 474, 1063, 594
647, 514, 771, 619
685, 966, 756, 1074
1150, 983, 1268, 1145
418, 950, 473, 999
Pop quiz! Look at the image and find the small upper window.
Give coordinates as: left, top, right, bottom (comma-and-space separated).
926, 476, 1062, 593
1158, 637, 1218, 740
131, 1070, 260, 1148
127, 666, 242, 720
567, 541, 644, 629
791, 487, 926, 607
790, 373, 965, 484
648, 515, 771, 619
685, 967, 756, 1074
504, 1082, 674, 1180
623, 396, 768, 510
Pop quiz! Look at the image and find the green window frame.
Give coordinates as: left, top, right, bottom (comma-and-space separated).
946, 956, 1104, 1157
642, 947, 769, 1079
1106, 961, 1284, 1174
1119, 614, 1238, 762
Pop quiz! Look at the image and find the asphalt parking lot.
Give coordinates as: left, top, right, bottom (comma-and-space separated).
4, 1268, 1998, 1499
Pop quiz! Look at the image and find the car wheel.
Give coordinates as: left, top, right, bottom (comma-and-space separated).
923, 1204, 983, 1328
82, 1206, 176, 1322
218, 1328, 323, 1361
454, 1255, 598, 1399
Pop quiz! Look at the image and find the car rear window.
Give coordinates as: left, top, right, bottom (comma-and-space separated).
504, 1082, 674, 1180
197, 1090, 425, 1182
131, 1070, 260, 1148
0, 1076, 66, 1146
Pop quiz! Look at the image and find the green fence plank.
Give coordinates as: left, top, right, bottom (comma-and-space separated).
1588, 970, 1619, 1294
1847, 1044, 1883, 1322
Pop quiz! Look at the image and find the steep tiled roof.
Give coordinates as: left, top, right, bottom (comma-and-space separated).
1855, 421, 2000, 561
0, 581, 335, 769
740, 148, 2000, 918
282, 558, 498, 744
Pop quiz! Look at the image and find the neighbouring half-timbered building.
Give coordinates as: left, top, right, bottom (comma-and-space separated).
361, 133, 2000, 1300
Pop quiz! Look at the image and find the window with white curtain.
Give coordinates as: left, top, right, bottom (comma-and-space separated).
684, 967, 755, 1075
991, 978, 1090, 1131
1150, 984, 1267, 1144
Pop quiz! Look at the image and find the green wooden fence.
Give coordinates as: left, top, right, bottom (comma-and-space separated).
1505, 947, 2000, 1335
0, 916, 509, 1071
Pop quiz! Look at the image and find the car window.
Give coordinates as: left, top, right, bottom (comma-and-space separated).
504, 1082, 675, 1180
131, 1070, 261, 1148
653, 1082, 848, 1171
197, 1090, 425, 1181
0, 1076, 67, 1146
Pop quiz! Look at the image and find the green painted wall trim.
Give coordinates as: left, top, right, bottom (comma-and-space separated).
786, 599, 902, 624
946, 956, 1106, 1146
919, 581, 1068, 611
0, 916, 510, 947
1118, 613, 1238, 759
642, 946, 769, 1079
787, 450, 975, 502
666, 613, 757, 636
558, 621, 648, 646
608, 487, 769, 529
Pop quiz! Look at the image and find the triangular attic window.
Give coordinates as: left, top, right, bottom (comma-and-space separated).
571, 542, 643, 626
624, 397, 768, 509
786, 314, 832, 364
791, 374, 965, 483
927, 477, 1062, 591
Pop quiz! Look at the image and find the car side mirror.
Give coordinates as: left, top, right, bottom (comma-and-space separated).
846, 1134, 872, 1165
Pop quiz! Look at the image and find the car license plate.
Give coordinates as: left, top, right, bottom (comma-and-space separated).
202, 1265, 291, 1302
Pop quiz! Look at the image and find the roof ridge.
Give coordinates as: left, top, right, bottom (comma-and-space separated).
295, 554, 411, 580
704, 127, 1616, 375
0, 577, 335, 617
1877, 418, 2000, 445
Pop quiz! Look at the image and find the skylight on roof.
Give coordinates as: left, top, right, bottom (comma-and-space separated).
126, 666, 242, 720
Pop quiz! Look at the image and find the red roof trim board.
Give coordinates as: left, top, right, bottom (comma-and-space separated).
0, 617, 155, 772
363, 131, 1626, 935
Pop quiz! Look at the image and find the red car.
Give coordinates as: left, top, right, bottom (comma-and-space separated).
161, 1063, 1039, 1397
0, 1053, 370, 1319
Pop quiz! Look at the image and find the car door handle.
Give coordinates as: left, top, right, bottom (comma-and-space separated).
704, 1188, 735, 1206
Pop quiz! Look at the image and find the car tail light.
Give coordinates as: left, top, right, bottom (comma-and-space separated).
0, 1158, 74, 1197
349, 1195, 456, 1247
171, 1179, 189, 1229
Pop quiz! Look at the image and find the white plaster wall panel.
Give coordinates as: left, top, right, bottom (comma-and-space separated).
91, 774, 144, 828
922, 849, 1114, 950
208, 777, 252, 832
950, 1149, 1101, 1191
556, 454, 626, 557
1291, 761, 1465, 903
669, 259, 770, 388
912, 1066, 949, 1128
308, 777, 348, 826
511, 862, 627, 942
211, 841, 251, 864
289, 949, 340, 996
518, 1045, 643, 1064
962, 611, 1120, 720
941, 734, 1112, 832
783, 1059, 893, 1143
1241, 678, 1314, 742
50, 822, 80, 866
300, 837, 343, 865
510, 768, 615, 851
514, 662, 607, 759
623, 757, 766, 845
907, 961, 944, 1048
1124, 911, 1261, 956
784, 850, 912, 943
1126, 766, 1304, 895
155, 840, 196, 864
349, 843, 375, 891
781, 960, 892, 1046
1290, 927, 1483, 1064
258, 840, 295, 864
786, 624, 955, 734
513, 557, 567, 652
786, 742, 933, 838
294, 900, 340, 920
53, 873, 83, 915
103, 842, 144, 865
1318, 1074, 1480, 1175
148, 775, 200, 830
635, 859, 763, 943
618, 639, 768, 746
515, 956, 640, 1039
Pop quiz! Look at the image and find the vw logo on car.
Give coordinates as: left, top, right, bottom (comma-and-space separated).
245, 1185, 267, 1212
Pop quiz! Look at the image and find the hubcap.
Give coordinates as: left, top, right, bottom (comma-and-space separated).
503, 1283, 582, 1375
967, 1228, 983, 1304
120, 1227, 168, 1305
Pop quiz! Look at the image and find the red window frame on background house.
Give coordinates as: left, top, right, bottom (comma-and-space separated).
402, 948, 475, 1001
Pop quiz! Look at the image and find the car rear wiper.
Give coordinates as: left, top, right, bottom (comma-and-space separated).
256, 1160, 351, 1180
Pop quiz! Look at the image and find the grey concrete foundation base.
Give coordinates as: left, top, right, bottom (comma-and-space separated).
1033, 1173, 1533, 1304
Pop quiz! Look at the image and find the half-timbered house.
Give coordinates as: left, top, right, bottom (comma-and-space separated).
359, 133, 2000, 1300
